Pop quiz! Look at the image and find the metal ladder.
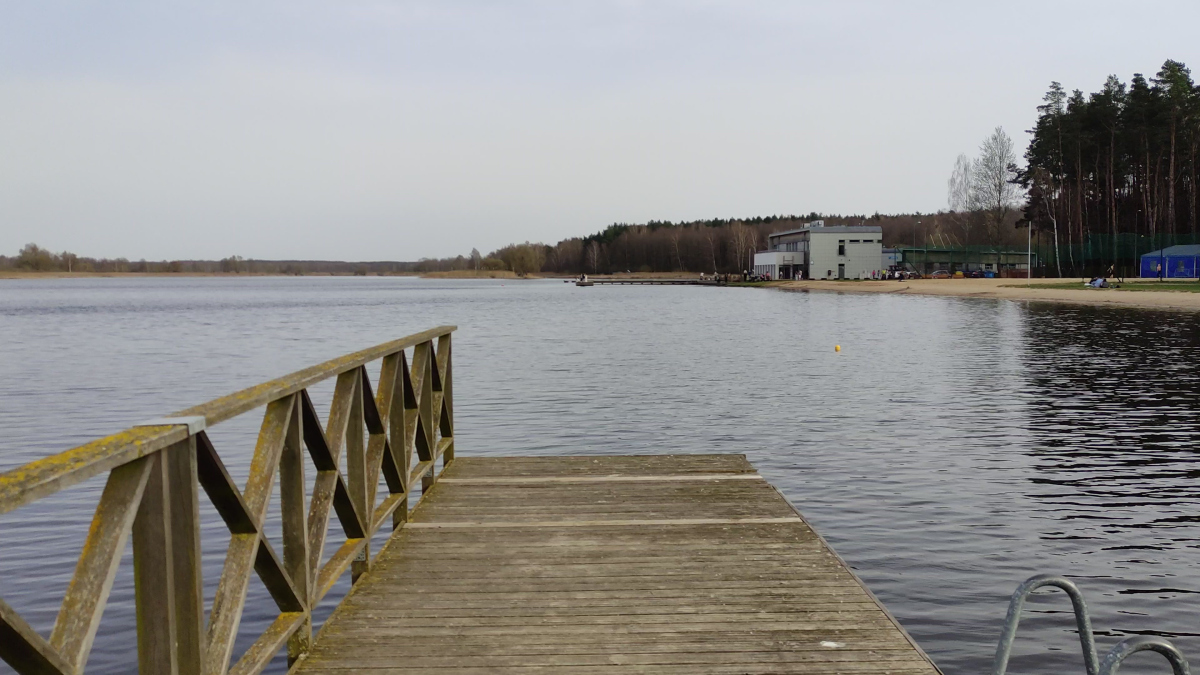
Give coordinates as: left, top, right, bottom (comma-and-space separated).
993, 574, 1190, 675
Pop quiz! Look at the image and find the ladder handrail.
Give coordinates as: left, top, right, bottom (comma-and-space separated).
992, 574, 1099, 675
1100, 636, 1190, 675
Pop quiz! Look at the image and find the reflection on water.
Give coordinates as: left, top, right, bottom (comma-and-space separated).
1, 278, 1199, 674
1013, 306, 1200, 669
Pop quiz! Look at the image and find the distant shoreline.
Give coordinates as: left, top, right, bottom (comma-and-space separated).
776, 278, 1200, 312
1, 269, 714, 280
0, 270, 532, 280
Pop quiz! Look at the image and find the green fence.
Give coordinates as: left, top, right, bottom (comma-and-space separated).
1032, 233, 1200, 277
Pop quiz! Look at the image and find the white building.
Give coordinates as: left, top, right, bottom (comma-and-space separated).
752, 221, 884, 280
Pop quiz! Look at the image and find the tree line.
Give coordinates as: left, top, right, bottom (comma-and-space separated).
5, 210, 1022, 278
459, 211, 1017, 276
1017, 59, 1200, 276
0, 243, 421, 275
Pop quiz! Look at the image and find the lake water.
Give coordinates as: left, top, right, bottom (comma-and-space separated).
2, 277, 1199, 674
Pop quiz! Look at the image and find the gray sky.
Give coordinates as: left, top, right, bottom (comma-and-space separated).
2, 1, 1198, 261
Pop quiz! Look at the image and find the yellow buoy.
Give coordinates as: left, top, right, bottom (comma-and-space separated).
835, 345, 841, 352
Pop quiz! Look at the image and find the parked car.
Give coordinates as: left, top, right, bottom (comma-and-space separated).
930, 270, 951, 279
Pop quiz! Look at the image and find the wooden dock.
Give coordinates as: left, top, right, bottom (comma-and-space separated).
586, 278, 731, 285
293, 455, 940, 674
0, 327, 941, 675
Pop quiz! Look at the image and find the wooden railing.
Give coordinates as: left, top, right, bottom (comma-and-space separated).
0, 326, 456, 675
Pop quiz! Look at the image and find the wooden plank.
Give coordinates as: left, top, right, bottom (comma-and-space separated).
196, 431, 256, 534
254, 536, 305, 613
292, 455, 940, 675
344, 371, 370, 582
171, 326, 454, 427
50, 456, 154, 671
289, 662, 936, 674
205, 397, 293, 675
227, 612, 306, 675
405, 518, 804, 529
411, 342, 434, 467
280, 395, 312, 664
0, 597, 70, 675
0, 329, 455, 516
0, 425, 184, 516
164, 437, 207, 675
437, 474, 764, 484
306, 371, 359, 586
315, 539, 367, 604
132, 452, 178, 674
441, 454, 755, 478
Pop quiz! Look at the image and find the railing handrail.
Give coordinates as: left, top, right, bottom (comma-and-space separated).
0, 325, 455, 516
171, 325, 455, 427
0, 325, 457, 675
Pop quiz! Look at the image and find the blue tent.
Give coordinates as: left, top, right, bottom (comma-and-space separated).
1140, 245, 1200, 278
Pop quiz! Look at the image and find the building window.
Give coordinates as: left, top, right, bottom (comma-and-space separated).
838, 241, 846, 256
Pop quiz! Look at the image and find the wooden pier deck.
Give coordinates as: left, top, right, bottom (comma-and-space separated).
590, 279, 701, 285
293, 455, 940, 674
0, 328, 941, 675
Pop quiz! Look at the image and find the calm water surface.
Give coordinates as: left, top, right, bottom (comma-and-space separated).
2, 277, 1199, 674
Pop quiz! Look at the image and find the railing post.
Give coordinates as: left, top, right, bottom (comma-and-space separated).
133, 449, 176, 674
133, 436, 204, 675
166, 437, 204, 675
346, 371, 371, 583
437, 334, 454, 464
396, 348, 415, 528
417, 341, 436, 493
132, 436, 203, 675
281, 394, 312, 664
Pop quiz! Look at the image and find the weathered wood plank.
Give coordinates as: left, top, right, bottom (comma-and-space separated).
0, 425, 184, 516
227, 612, 306, 675
165, 438, 206, 675
50, 456, 154, 671
280, 395, 312, 664
205, 397, 294, 675
441, 454, 755, 478
171, 326, 454, 427
0, 329, 456, 517
306, 371, 359, 586
292, 455, 940, 675
314, 538, 368, 605
132, 452, 178, 673
344, 371, 370, 582
196, 431, 257, 534
0, 597, 71, 675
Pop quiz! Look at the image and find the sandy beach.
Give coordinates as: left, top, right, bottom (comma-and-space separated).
776, 278, 1200, 312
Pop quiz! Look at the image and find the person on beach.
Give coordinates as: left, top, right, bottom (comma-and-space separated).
1157, 262, 1163, 281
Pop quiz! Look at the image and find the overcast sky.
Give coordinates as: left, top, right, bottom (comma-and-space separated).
2, 1, 1198, 261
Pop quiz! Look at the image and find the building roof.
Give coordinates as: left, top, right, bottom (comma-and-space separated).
768, 225, 883, 238
1140, 244, 1200, 258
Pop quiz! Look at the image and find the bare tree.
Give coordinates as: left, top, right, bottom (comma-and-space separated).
947, 153, 976, 246
668, 229, 684, 271
704, 228, 719, 273
470, 248, 482, 270
971, 126, 1021, 269
586, 241, 601, 273
730, 222, 755, 274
